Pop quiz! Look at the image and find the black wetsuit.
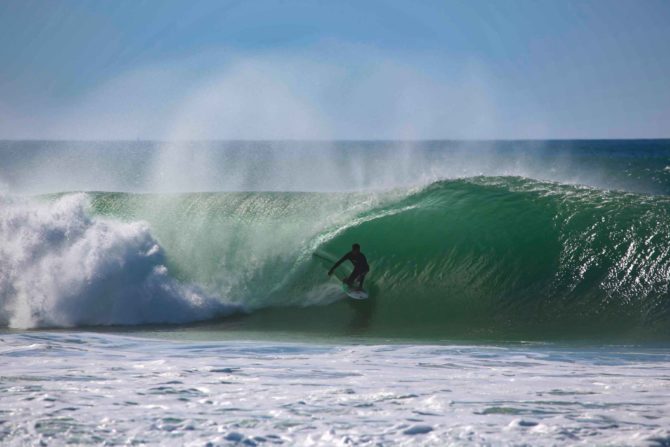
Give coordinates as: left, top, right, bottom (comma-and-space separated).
331, 251, 370, 288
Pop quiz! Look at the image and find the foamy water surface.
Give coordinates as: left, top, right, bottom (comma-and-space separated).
1, 332, 669, 446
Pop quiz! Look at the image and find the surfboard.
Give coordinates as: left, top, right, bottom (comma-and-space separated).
342, 283, 369, 300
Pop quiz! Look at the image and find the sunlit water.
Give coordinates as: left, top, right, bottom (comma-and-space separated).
2, 332, 669, 446
3, 140, 670, 445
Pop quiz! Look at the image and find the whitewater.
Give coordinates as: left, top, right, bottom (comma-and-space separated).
2, 139, 670, 445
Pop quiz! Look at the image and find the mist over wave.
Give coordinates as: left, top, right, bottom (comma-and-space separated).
2, 140, 670, 195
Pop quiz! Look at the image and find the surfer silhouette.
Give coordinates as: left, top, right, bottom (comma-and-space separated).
328, 243, 370, 290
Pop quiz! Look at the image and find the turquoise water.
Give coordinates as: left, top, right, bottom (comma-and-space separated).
11, 175, 668, 341
2, 140, 670, 445
2, 140, 670, 340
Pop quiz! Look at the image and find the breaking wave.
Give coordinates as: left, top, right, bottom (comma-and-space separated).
3, 176, 670, 339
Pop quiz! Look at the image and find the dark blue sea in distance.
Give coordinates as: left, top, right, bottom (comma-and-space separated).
2, 139, 670, 445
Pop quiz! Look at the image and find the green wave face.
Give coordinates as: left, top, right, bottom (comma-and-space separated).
88, 177, 670, 340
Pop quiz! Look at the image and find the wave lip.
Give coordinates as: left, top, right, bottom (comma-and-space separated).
0, 193, 238, 329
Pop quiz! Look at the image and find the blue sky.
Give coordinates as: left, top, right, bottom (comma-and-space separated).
0, 0, 669, 139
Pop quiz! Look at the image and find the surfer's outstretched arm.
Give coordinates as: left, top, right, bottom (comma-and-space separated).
328, 252, 350, 275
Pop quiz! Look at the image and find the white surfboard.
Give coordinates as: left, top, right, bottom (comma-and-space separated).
342, 283, 369, 300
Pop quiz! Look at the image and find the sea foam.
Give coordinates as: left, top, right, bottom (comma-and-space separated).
0, 193, 237, 328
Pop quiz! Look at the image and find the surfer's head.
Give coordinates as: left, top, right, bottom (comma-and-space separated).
352, 243, 361, 253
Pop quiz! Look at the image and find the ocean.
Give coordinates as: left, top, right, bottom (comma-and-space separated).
2, 139, 670, 445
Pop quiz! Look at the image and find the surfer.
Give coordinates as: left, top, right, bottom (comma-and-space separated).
328, 243, 370, 290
